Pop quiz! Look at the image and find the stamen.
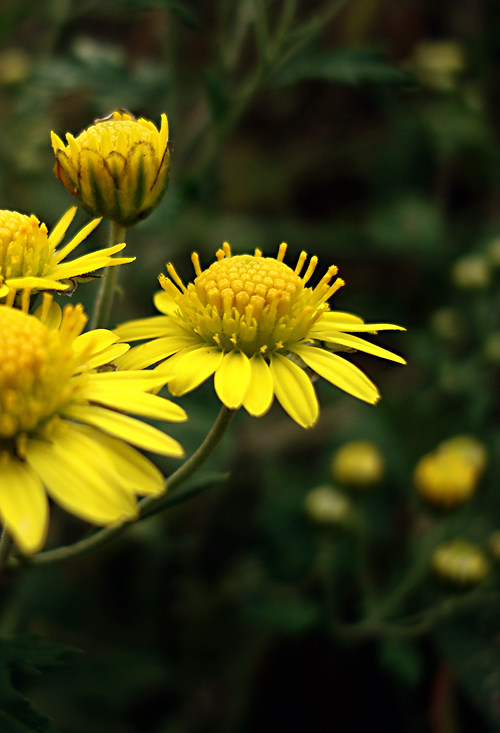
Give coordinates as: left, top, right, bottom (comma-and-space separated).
276, 243, 287, 262
295, 251, 307, 276
166, 263, 187, 292
21, 288, 31, 313
302, 256, 318, 285
191, 252, 202, 277
222, 242, 232, 258
254, 248, 262, 257
216, 249, 225, 261
40, 293, 52, 323
6, 289, 15, 308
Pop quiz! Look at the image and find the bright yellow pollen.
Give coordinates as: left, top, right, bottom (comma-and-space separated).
0, 307, 82, 441
0, 211, 52, 283
160, 247, 343, 357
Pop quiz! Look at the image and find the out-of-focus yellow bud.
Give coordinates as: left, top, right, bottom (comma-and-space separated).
51, 110, 170, 227
430, 307, 462, 341
484, 333, 500, 365
411, 40, 466, 91
0, 49, 30, 85
451, 254, 491, 290
331, 440, 384, 489
487, 531, 500, 561
304, 486, 352, 527
414, 450, 478, 509
432, 539, 489, 587
487, 236, 500, 267
437, 435, 487, 474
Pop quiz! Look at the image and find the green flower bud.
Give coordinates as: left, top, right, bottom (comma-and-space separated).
51, 110, 170, 227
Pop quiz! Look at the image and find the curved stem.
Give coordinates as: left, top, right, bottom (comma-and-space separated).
90, 221, 126, 330
9, 406, 235, 568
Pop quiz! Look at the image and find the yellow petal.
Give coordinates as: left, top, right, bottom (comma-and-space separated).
269, 353, 319, 428
153, 290, 177, 315
116, 335, 197, 371
61, 403, 185, 458
86, 370, 170, 389
47, 206, 77, 248
311, 331, 406, 364
81, 383, 187, 422
242, 354, 274, 417
0, 456, 48, 555
52, 217, 102, 263
84, 343, 130, 370
26, 434, 137, 525
167, 346, 223, 396
312, 321, 406, 334
214, 350, 251, 409
114, 315, 173, 342
320, 311, 365, 325
73, 329, 120, 359
77, 425, 165, 497
33, 299, 62, 329
6, 276, 68, 291
292, 344, 380, 404
52, 244, 134, 279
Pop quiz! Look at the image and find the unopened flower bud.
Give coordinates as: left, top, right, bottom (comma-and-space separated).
51, 110, 170, 227
414, 450, 479, 509
437, 434, 487, 474
331, 440, 384, 489
487, 531, 500, 561
451, 255, 491, 290
432, 539, 489, 587
304, 486, 352, 527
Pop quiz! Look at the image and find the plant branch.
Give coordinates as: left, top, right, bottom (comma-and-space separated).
8, 406, 236, 568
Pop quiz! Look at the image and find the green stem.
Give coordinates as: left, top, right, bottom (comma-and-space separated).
90, 221, 126, 330
9, 406, 235, 568
0, 528, 12, 572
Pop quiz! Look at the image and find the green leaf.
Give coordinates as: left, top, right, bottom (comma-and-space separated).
0, 635, 77, 733
380, 639, 423, 688
272, 49, 414, 88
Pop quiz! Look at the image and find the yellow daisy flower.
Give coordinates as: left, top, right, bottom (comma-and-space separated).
51, 110, 170, 227
115, 243, 405, 428
0, 206, 133, 302
0, 296, 186, 555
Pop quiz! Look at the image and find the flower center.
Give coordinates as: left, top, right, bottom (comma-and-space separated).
0, 307, 80, 441
0, 211, 52, 284
161, 246, 343, 358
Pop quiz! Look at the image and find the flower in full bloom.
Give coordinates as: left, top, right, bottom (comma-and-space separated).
0, 296, 186, 555
0, 206, 133, 303
115, 243, 405, 428
51, 110, 170, 226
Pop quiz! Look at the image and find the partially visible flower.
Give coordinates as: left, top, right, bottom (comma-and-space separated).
432, 539, 489, 587
51, 110, 170, 226
114, 243, 405, 428
304, 486, 352, 527
0, 206, 133, 303
0, 295, 186, 555
414, 450, 479, 509
331, 440, 384, 489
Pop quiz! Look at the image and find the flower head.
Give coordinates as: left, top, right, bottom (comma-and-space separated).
432, 539, 489, 587
0, 296, 186, 555
51, 110, 170, 226
0, 206, 133, 303
115, 243, 405, 428
331, 440, 385, 488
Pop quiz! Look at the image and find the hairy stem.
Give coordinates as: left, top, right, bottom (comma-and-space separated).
90, 220, 126, 329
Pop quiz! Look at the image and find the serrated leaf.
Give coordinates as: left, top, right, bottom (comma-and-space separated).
0, 635, 78, 733
272, 49, 414, 88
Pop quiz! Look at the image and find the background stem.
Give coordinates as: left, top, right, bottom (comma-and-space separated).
90, 221, 127, 330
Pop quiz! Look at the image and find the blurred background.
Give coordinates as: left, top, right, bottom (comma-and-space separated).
2, 0, 500, 731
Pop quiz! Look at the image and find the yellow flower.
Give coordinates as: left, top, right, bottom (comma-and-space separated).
432, 539, 489, 587
51, 110, 170, 226
114, 243, 405, 428
0, 206, 133, 302
331, 440, 384, 488
0, 296, 186, 555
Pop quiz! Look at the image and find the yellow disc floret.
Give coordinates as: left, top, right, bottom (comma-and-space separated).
0, 305, 83, 441
0, 211, 52, 289
159, 242, 343, 357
